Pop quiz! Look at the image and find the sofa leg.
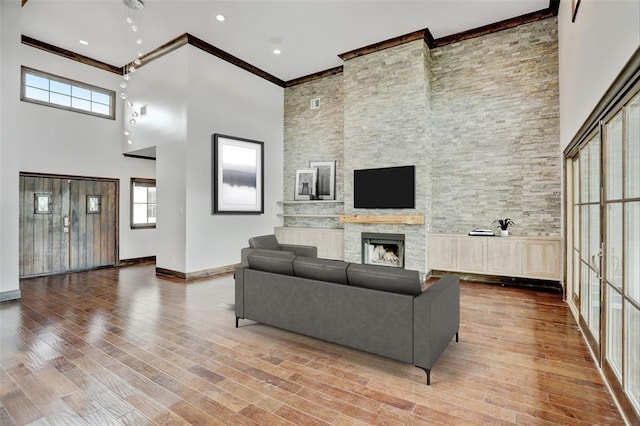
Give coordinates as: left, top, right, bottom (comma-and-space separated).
456, 331, 459, 342
416, 367, 431, 385
235, 317, 239, 328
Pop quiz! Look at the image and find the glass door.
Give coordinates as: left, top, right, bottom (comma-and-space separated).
565, 77, 639, 422
603, 91, 640, 414
578, 133, 602, 352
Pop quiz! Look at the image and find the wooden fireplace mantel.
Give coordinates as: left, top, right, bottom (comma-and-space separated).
339, 214, 425, 225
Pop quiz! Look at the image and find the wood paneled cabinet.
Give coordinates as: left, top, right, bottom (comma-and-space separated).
427, 233, 562, 281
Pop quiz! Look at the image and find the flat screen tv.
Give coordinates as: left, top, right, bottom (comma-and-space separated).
353, 165, 415, 209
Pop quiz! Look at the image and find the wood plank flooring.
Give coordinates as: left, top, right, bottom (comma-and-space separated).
0, 265, 624, 425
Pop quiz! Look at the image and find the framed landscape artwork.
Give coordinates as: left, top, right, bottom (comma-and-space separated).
294, 169, 317, 201
310, 160, 336, 200
212, 134, 264, 214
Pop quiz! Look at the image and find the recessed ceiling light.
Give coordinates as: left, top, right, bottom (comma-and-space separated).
79, 40, 89, 45
216, 14, 225, 22
273, 49, 281, 55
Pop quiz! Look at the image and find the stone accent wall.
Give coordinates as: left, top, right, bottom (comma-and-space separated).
283, 74, 343, 199
282, 73, 343, 226
430, 18, 560, 236
343, 40, 431, 274
282, 17, 561, 270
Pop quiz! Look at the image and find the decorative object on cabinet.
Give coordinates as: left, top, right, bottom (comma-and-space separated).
294, 169, 317, 201
492, 218, 515, 237
212, 133, 264, 214
309, 160, 336, 200
468, 229, 495, 236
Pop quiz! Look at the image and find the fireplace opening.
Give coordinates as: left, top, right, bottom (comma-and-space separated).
361, 233, 405, 268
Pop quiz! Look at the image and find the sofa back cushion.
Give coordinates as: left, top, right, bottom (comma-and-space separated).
347, 264, 421, 296
293, 257, 350, 285
247, 250, 295, 276
248, 234, 280, 250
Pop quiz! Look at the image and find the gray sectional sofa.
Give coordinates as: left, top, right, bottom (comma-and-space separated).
235, 235, 460, 385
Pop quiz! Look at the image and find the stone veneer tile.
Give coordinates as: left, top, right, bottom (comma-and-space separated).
430, 18, 560, 236
342, 40, 430, 274
282, 18, 561, 273
283, 73, 344, 204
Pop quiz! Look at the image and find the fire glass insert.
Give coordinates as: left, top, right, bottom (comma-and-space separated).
361, 232, 405, 268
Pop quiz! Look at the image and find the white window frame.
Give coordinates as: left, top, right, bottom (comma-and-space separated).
20, 66, 116, 120
131, 178, 156, 229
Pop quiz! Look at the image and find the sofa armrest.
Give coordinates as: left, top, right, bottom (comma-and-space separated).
240, 247, 254, 266
413, 274, 460, 382
279, 244, 317, 258
241, 247, 296, 265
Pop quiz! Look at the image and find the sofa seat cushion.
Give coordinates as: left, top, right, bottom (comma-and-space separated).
293, 257, 350, 285
248, 234, 280, 250
247, 250, 295, 276
347, 263, 421, 296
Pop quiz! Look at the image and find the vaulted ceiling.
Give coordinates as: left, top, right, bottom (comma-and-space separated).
20, 0, 552, 82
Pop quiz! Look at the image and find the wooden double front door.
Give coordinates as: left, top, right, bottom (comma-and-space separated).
19, 173, 118, 277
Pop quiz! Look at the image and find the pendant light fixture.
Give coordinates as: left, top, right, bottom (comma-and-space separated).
122, 0, 144, 144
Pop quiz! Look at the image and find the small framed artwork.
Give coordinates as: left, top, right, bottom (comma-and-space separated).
294, 169, 317, 201
87, 195, 101, 214
212, 134, 264, 214
310, 160, 336, 200
34, 193, 52, 214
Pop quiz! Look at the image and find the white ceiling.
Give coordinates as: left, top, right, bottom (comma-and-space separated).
20, 0, 550, 82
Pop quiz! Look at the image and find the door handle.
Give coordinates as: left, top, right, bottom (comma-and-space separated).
63, 216, 69, 233
590, 249, 603, 280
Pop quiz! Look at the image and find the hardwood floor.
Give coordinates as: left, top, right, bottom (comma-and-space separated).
0, 265, 624, 425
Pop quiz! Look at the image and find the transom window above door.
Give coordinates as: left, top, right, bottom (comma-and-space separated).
20, 66, 115, 120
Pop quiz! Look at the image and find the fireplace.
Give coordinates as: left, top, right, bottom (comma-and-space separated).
361, 233, 405, 268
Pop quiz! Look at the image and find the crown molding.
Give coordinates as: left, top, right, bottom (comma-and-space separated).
128, 33, 188, 71
433, 4, 557, 47
21, 33, 285, 87
292, 0, 558, 86
338, 29, 427, 61
21, 1, 560, 88
285, 66, 344, 88
21, 35, 122, 75
186, 34, 285, 87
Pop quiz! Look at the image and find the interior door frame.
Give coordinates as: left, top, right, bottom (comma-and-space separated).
19, 171, 120, 276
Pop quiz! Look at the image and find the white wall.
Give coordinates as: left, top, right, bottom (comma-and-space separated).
558, 0, 640, 149
0, 1, 157, 298
185, 46, 284, 272
156, 141, 188, 272
0, 2, 20, 298
123, 47, 188, 272
122, 47, 188, 154
126, 43, 283, 275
